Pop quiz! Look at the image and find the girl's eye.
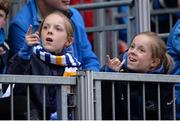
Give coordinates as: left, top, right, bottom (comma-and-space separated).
42, 26, 48, 30
138, 47, 145, 53
129, 44, 135, 49
56, 27, 63, 31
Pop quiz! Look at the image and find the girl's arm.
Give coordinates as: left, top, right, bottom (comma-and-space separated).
18, 25, 39, 60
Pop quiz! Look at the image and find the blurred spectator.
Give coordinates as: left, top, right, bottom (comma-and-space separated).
70, 0, 94, 45
167, 18, 180, 119
0, 0, 10, 74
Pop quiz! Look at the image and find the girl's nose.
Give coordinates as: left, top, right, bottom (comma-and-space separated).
47, 27, 53, 34
129, 48, 137, 55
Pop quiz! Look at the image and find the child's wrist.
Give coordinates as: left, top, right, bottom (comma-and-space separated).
18, 43, 33, 60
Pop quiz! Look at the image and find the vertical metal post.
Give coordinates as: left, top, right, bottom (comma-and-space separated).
10, 84, 14, 120
127, 82, 131, 120
76, 71, 85, 119
95, 79, 102, 120
112, 82, 115, 120
56, 85, 68, 120
76, 71, 94, 120
111, 6, 119, 57
93, 0, 106, 66
135, 0, 151, 33
85, 71, 94, 119
127, 1, 136, 45
142, 83, 146, 120
43, 85, 46, 120
27, 85, 30, 120
157, 83, 161, 120
173, 85, 176, 120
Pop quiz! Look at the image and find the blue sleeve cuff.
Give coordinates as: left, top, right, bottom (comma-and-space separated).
18, 43, 33, 60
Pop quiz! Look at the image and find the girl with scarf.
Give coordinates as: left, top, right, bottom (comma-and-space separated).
0, 0, 10, 73
2, 11, 81, 120
101, 32, 174, 120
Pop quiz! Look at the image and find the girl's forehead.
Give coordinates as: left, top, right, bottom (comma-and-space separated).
44, 14, 64, 24
132, 35, 153, 47
133, 34, 153, 44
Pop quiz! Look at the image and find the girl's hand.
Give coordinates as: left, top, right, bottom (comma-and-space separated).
106, 55, 125, 72
25, 25, 40, 46
0, 47, 5, 55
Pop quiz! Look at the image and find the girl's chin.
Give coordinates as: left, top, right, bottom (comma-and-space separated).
127, 64, 137, 70
43, 47, 53, 52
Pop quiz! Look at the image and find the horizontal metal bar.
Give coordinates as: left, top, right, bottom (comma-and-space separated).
93, 72, 180, 83
86, 24, 127, 33
0, 74, 76, 85
71, 0, 133, 10
151, 8, 180, 15
158, 33, 169, 38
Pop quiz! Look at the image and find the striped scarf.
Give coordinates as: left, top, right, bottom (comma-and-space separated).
33, 45, 81, 77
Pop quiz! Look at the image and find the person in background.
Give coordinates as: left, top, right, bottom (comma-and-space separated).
3, 10, 81, 120
8, 0, 99, 71
151, 0, 180, 36
101, 31, 174, 120
167, 18, 180, 119
0, 0, 10, 73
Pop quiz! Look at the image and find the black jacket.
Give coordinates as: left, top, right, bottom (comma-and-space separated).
7, 53, 65, 118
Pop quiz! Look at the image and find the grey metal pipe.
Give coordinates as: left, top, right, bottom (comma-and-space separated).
72, 0, 133, 10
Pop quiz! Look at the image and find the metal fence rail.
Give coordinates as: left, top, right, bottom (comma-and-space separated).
150, 7, 180, 40
80, 71, 178, 120
0, 74, 76, 120
0, 72, 179, 120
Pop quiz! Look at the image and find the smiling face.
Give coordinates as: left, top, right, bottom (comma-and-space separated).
127, 34, 159, 73
40, 12, 72, 54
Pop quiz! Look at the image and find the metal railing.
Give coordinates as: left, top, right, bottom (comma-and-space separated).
80, 71, 178, 120
0, 72, 178, 120
150, 7, 180, 40
0, 75, 76, 120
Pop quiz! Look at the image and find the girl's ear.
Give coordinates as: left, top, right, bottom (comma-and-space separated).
65, 37, 73, 47
151, 58, 160, 68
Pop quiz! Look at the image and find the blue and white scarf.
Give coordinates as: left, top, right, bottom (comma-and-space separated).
33, 45, 81, 77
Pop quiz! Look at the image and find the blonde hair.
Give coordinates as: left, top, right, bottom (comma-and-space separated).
132, 31, 173, 74
39, 10, 73, 38
0, 0, 11, 16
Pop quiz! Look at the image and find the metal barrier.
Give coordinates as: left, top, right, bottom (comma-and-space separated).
0, 75, 76, 120
79, 71, 178, 120
0, 72, 178, 120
